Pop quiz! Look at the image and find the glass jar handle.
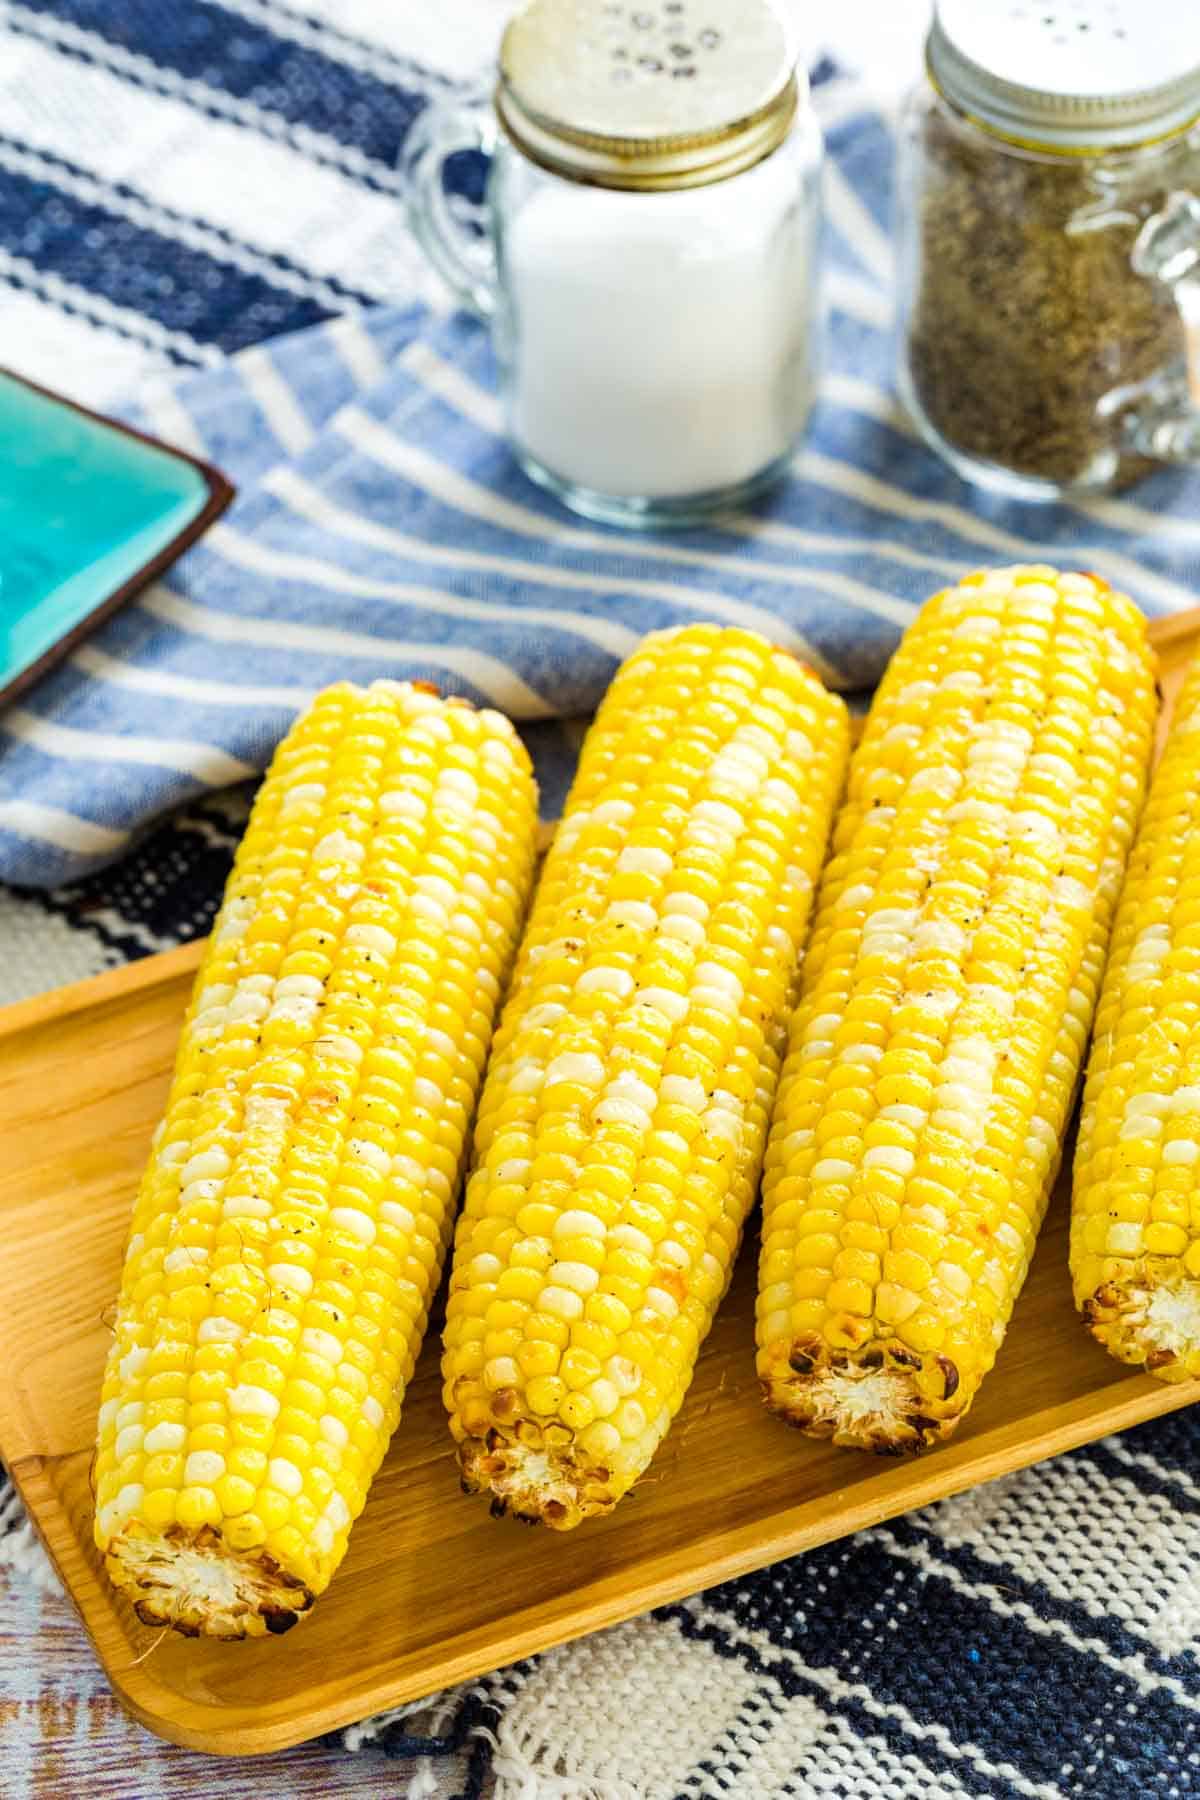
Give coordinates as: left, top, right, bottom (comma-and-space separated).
1121, 190, 1200, 463
403, 102, 498, 318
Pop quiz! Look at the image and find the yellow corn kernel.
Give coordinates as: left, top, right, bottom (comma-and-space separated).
1071, 654, 1200, 1383
758, 568, 1157, 1449
94, 680, 537, 1636
444, 625, 849, 1526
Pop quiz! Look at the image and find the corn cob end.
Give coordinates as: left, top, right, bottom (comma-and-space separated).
1079, 1272, 1200, 1384
758, 1337, 963, 1453
457, 1424, 619, 1530
101, 1523, 313, 1638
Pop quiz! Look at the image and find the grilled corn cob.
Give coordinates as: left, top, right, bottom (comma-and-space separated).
443, 625, 849, 1526
757, 567, 1157, 1451
94, 681, 537, 1636
1072, 655, 1200, 1382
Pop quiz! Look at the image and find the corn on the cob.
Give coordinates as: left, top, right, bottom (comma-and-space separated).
757, 568, 1157, 1451
443, 625, 849, 1526
94, 681, 537, 1636
1072, 656, 1200, 1381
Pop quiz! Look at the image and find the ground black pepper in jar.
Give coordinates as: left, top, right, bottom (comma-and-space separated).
896, 0, 1200, 501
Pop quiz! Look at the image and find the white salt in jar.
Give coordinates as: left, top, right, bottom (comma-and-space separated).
406, 0, 822, 528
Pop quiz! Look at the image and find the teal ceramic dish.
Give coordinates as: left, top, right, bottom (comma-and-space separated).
0, 369, 233, 708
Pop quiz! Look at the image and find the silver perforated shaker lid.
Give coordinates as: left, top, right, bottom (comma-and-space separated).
928, 0, 1200, 151
497, 0, 803, 190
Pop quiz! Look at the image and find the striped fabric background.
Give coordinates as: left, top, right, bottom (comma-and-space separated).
0, 4, 1199, 1797
4, 3, 1200, 892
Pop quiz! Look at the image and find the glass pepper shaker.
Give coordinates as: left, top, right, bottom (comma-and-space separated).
896, 0, 1200, 500
405, 0, 823, 528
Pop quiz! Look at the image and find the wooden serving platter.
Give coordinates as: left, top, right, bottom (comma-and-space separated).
3, 607, 1200, 1758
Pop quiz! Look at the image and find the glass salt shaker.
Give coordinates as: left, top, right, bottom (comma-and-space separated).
896, 0, 1200, 500
405, 0, 822, 528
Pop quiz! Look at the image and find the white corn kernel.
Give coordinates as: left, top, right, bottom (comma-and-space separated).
184, 1451, 226, 1484
546, 1053, 606, 1089
143, 1422, 186, 1454
115, 1425, 144, 1461
539, 1285, 585, 1322
228, 1385, 281, 1420
549, 1261, 600, 1295
329, 1206, 377, 1244
554, 1210, 607, 1240
267, 1458, 303, 1497
197, 1315, 244, 1343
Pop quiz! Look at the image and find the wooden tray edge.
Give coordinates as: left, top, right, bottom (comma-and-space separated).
1146, 603, 1200, 651
0, 939, 206, 1042
16, 1364, 1193, 1757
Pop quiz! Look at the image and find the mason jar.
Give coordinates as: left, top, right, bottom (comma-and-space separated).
405, 0, 822, 528
896, 0, 1200, 500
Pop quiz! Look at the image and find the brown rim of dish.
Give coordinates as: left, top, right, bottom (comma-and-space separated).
0, 365, 235, 713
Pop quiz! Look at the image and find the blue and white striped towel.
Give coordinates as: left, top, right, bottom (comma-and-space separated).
4, 92, 1200, 889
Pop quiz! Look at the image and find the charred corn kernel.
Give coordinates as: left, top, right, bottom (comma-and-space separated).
758, 568, 1157, 1452
444, 625, 849, 1527
94, 681, 537, 1638
1071, 655, 1200, 1382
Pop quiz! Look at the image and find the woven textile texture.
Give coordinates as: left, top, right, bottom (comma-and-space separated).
0, 4, 1199, 1798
